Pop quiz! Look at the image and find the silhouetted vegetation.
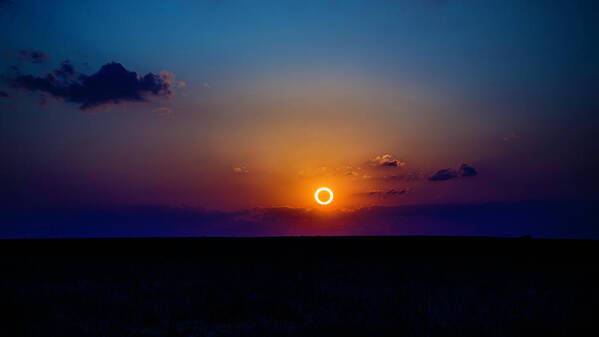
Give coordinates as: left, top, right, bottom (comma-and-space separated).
1, 237, 597, 336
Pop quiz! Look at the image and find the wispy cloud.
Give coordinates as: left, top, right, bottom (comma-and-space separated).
368, 154, 405, 168
233, 166, 249, 174
382, 172, 425, 182
152, 106, 174, 116
357, 188, 410, 199
17, 49, 48, 63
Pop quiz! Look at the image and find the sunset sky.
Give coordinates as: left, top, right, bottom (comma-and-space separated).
1, 0, 597, 237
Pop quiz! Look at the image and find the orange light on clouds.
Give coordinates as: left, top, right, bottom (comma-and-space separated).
314, 187, 334, 205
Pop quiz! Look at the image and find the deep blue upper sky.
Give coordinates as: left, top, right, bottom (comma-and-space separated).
3, 0, 597, 101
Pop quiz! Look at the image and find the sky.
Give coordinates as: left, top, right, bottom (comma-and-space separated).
1, 0, 598, 237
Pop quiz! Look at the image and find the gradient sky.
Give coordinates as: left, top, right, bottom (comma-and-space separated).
1, 0, 598, 237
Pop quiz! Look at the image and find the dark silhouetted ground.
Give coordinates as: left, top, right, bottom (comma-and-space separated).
1, 236, 597, 336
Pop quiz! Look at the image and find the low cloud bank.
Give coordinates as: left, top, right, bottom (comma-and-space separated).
1, 200, 596, 239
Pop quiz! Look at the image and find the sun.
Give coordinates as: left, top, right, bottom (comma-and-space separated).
314, 187, 334, 205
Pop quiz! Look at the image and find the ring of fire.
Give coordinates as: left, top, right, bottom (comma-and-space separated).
314, 187, 334, 205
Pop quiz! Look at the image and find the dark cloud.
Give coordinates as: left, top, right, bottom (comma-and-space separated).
6, 61, 184, 110
2, 200, 596, 238
429, 164, 478, 181
386, 188, 408, 196
54, 60, 75, 79
428, 169, 458, 181
0, 90, 8, 97
369, 154, 405, 168
247, 207, 313, 223
358, 188, 409, 199
459, 164, 478, 177
18, 49, 48, 63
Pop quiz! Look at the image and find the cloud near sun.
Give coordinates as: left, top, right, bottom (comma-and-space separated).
294, 155, 477, 185
4, 61, 184, 110
3, 200, 593, 238
368, 154, 406, 168
355, 188, 410, 199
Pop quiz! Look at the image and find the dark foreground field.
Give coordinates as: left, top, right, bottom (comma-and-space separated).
1, 236, 598, 336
